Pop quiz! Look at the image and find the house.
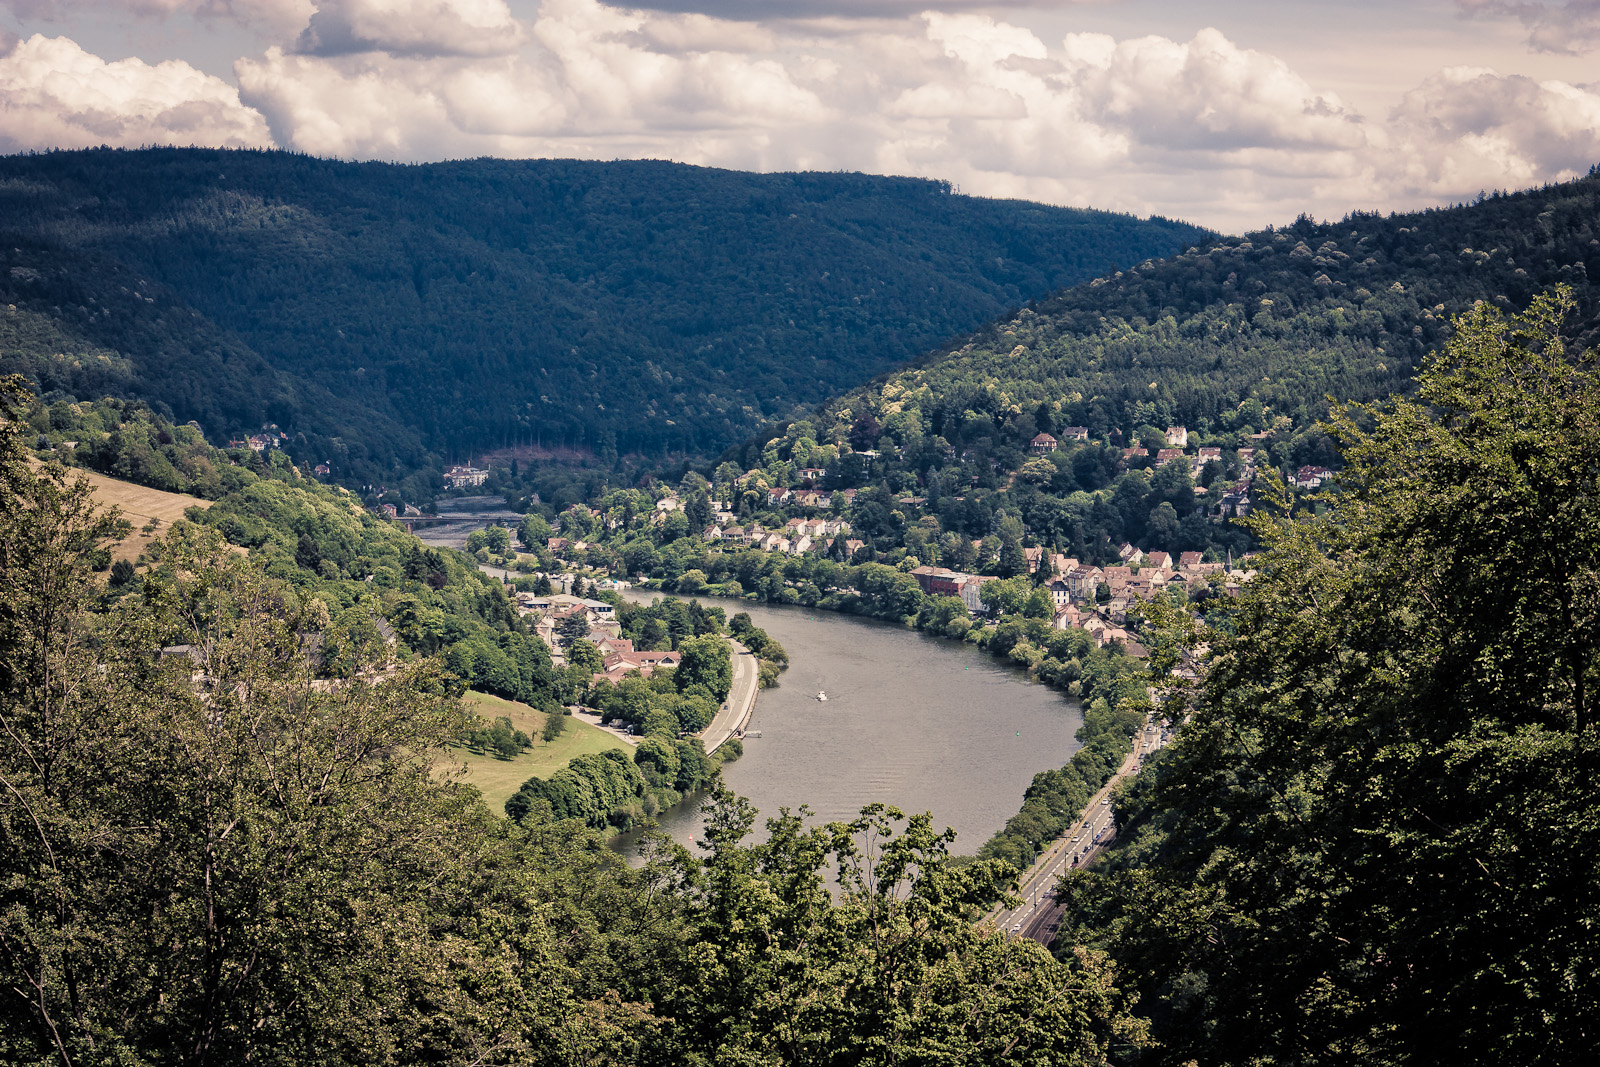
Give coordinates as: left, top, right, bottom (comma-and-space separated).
1179, 551, 1204, 569
1144, 550, 1172, 570
1123, 447, 1149, 460
1065, 565, 1103, 600
1052, 604, 1089, 630
1294, 465, 1335, 489
1166, 426, 1189, 447
444, 465, 489, 488
593, 647, 683, 685
246, 434, 274, 453
1118, 543, 1144, 564
702, 525, 724, 541
768, 487, 793, 507
1030, 432, 1058, 454
1048, 579, 1073, 609
377, 503, 398, 519
1156, 448, 1185, 465
798, 467, 826, 482
910, 566, 970, 597
1023, 546, 1044, 574
1062, 426, 1089, 442
1101, 565, 1132, 584
791, 535, 814, 555
957, 575, 994, 614
655, 496, 681, 512
1197, 447, 1222, 464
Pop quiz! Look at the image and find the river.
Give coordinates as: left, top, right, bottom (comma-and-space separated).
612, 593, 1083, 859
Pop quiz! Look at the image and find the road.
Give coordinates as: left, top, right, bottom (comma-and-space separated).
993, 719, 1172, 945
700, 639, 757, 754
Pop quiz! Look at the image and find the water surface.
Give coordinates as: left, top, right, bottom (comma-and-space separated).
615, 594, 1082, 857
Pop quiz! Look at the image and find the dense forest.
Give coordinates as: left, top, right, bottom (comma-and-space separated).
570, 169, 1599, 571
0, 147, 1207, 482
0, 371, 1143, 1065
1055, 290, 1600, 1064
6, 144, 1600, 1063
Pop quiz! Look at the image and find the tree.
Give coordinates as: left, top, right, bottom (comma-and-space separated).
674, 634, 733, 702
566, 638, 603, 674
662, 790, 1142, 1064
1062, 289, 1600, 1065
557, 611, 591, 646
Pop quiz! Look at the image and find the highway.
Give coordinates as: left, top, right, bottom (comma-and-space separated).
993, 719, 1172, 945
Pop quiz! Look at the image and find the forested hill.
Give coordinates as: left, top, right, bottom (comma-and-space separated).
813, 169, 1600, 444
0, 147, 1207, 477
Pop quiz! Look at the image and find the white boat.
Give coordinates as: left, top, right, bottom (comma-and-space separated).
817, 691, 828, 702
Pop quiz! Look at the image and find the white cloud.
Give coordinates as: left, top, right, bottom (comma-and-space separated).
293, 0, 524, 56
0, 33, 272, 151
1062, 27, 1367, 152
9, 6, 1597, 233
1386, 66, 1600, 194
1457, 0, 1600, 55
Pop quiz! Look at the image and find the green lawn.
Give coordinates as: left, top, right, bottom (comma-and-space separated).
444, 691, 630, 816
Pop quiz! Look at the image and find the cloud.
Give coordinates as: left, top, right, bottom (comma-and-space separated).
1387, 66, 1600, 193
1062, 28, 1367, 152
1456, 0, 1600, 55
15, 6, 1596, 233
0, 33, 272, 151
293, 0, 525, 56
228, 7, 1600, 228
0, 0, 314, 39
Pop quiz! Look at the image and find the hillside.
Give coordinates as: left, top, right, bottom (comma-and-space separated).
820, 171, 1600, 448
0, 148, 1208, 482
651, 171, 1600, 569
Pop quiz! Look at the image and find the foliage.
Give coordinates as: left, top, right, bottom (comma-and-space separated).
658, 790, 1146, 1065
0, 147, 1207, 478
1056, 288, 1600, 1065
1, 395, 1134, 1064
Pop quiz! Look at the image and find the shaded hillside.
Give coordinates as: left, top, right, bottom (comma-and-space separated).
0, 147, 1208, 475
818, 171, 1600, 448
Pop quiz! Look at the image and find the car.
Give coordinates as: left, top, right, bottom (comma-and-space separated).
1011, 922, 1022, 933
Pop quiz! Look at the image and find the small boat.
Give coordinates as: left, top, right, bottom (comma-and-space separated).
817, 691, 828, 702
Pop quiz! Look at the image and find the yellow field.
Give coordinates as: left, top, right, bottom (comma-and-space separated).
33, 460, 213, 563
444, 691, 630, 815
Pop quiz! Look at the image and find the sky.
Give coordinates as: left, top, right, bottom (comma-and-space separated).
2, 0, 1598, 232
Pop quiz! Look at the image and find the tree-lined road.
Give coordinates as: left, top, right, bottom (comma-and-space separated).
700, 639, 756, 754
993, 719, 1170, 944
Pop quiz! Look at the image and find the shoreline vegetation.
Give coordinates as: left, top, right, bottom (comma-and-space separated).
610, 577, 1151, 871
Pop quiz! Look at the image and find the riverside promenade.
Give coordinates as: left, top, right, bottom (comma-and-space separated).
700, 639, 758, 754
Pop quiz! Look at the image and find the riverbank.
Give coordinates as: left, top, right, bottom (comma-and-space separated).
611, 591, 1084, 856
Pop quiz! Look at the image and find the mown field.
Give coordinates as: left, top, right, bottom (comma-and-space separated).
36, 459, 213, 563
448, 691, 630, 815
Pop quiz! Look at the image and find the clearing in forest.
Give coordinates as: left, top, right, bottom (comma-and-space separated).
448, 691, 629, 815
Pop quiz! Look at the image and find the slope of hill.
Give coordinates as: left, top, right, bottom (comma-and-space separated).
664, 171, 1600, 571
0, 147, 1209, 478
819, 171, 1600, 450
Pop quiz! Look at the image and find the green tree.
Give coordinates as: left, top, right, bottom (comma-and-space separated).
674, 634, 733, 702
566, 638, 603, 674
1062, 289, 1600, 1065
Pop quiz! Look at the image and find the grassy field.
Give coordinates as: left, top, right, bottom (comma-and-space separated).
33, 460, 213, 563
445, 691, 630, 815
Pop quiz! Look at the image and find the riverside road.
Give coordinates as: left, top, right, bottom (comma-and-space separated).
994, 719, 1171, 945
